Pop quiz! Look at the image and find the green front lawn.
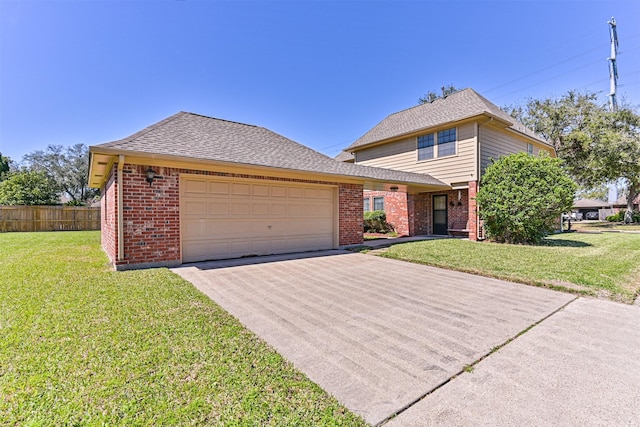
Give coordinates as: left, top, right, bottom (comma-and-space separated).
381, 232, 640, 303
571, 221, 640, 232
0, 231, 365, 426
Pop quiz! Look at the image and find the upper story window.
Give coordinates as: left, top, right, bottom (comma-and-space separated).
437, 128, 457, 157
527, 143, 534, 155
417, 134, 435, 160
417, 128, 457, 161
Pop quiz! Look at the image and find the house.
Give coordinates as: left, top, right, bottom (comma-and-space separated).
572, 198, 610, 220
88, 112, 449, 270
338, 88, 555, 239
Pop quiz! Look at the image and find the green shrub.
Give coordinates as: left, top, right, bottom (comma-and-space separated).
364, 210, 389, 233
607, 210, 640, 223
606, 211, 625, 222
476, 153, 576, 244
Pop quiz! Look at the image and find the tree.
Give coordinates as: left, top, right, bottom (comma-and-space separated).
575, 185, 609, 202
476, 153, 576, 244
504, 91, 640, 223
418, 85, 460, 104
23, 144, 97, 204
0, 170, 60, 205
0, 152, 11, 180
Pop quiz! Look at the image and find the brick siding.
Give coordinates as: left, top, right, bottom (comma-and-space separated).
100, 168, 117, 263
101, 163, 364, 269
361, 181, 479, 239
407, 193, 431, 235
364, 191, 409, 236
339, 184, 365, 245
468, 181, 478, 241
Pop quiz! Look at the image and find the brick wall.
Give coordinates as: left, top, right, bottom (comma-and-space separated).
407, 193, 430, 235
100, 167, 117, 263
468, 181, 478, 241
444, 188, 470, 237
104, 164, 365, 269
339, 183, 364, 245
364, 191, 409, 236
118, 164, 181, 269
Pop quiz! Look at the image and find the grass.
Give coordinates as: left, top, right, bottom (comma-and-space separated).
571, 221, 640, 232
0, 231, 366, 426
381, 232, 640, 303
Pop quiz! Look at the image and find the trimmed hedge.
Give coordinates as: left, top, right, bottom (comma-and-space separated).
364, 210, 390, 233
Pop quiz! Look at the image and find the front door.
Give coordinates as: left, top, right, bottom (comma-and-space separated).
433, 195, 448, 235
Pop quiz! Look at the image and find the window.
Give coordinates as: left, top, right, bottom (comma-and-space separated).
417, 128, 456, 160
373, 197, 384, 211
363, 198, 370, 212
437, 128, 456, 157
527, 143, 534, 155
418, 134, 434, 160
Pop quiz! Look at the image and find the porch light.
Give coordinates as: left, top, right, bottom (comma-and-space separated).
390, 186, 399, 192
145, 167, 156, 187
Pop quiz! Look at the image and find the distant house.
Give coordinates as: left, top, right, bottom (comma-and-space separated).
338, 88, 554, 239
572, 199, 609, 220
613, 194, 640, 211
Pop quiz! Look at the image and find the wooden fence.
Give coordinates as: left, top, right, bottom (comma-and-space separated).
0, 205, 101, 232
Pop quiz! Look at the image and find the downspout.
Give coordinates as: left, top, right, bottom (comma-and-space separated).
117, 155, 125, 262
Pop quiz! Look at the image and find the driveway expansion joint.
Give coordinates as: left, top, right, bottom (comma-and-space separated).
376, 295, 581, 426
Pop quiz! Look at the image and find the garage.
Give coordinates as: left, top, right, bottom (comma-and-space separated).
180, 174, 337, 262
89, 111, 449, 270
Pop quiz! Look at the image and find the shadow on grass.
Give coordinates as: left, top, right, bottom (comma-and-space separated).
540, 239, 592, 248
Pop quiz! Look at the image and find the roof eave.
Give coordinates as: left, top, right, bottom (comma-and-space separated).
347, 112, 512, 153
88, 146, 449, 192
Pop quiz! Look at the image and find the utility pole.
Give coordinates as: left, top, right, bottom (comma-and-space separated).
607, 17, 619, 111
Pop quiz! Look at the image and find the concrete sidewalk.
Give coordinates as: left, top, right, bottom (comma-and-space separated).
173, 251, 574, 425
386, 297, 640, 426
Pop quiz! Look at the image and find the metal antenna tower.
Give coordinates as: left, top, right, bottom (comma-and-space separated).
607, 17, 619, 111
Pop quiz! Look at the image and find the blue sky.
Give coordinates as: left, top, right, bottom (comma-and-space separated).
1, 0, 639, 163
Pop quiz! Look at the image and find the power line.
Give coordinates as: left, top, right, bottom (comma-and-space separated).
483, 42, 609, 95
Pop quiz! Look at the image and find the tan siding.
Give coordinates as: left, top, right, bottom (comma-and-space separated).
355, 123, 477, 185
479, 126, 554, 175
480, 126, 527, 174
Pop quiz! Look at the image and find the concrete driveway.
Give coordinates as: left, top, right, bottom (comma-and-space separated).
173, 251, 579, 425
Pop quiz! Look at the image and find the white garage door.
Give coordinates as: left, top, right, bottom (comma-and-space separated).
181, 175, 337, 263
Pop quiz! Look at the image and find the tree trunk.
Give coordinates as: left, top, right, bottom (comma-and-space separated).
624, 182, 639, 224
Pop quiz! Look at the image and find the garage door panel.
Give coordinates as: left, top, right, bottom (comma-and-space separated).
184, 200, 207, 216
182, 177, 336, 262
317, 188, 333, 199
288, 204, 304, 215
210, 182, 230, 195
271, 204, 287, 216
252, 203, 270, 216
271, 186, 287, 197
184, 221, 207, 238
252, 184, 269, 197
185, 180, 207, 194
232, 183, 250, 196
231, 203, 251, 216
209, 202, 229, 216
207, 221, 232, 237
288, 187, 303, 198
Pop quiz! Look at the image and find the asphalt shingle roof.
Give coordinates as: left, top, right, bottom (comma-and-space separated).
334, 151, 355, 162
93, 112, 447, 187
346, 88, 549, 150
